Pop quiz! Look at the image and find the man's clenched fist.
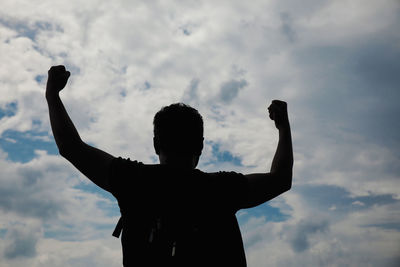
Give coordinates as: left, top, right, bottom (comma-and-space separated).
46, 65, 70, 97
268, 100, 290, 130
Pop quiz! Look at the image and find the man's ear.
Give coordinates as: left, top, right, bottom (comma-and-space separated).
197, 137, 204, 156
153, 137, 160, 155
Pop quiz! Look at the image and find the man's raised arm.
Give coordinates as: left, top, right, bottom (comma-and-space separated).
46, 65, 114, 191
243, 100, 293, 209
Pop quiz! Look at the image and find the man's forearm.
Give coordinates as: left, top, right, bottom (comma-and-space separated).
270, 126, 293, 176
46, 93, 83, 155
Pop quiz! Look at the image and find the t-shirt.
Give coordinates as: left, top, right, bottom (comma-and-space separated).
109, 157, 248, 267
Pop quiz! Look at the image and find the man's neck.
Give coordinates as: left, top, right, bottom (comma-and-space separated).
158, 152, 199, 169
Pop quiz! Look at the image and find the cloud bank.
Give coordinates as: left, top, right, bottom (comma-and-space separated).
1, 0, 400, 266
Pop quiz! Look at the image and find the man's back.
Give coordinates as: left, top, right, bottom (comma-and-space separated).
109, 157, 248, 267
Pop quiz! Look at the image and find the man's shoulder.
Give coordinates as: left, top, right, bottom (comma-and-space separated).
112, 157, 163, 172
112, 156, 145, 166
111, 157, 245, 181
203, 169, 246, 180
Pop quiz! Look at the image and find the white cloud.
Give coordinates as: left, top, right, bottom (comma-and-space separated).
241, 189, 400, 267
3, 223, 42, 260
0, 236, 121, 267
0, 150, 120, 266
351, 201, 364, 206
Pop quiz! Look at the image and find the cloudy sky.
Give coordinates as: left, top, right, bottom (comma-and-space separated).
1, 0, 400, 266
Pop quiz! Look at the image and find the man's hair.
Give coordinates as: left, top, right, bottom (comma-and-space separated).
153, 103, 204, 156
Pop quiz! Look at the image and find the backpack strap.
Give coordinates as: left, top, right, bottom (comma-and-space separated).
112, 217, 123, 238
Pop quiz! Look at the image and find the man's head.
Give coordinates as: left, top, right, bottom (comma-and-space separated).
153, 103, 204, 168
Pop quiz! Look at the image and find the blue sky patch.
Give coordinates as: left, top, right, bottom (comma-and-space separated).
0, 18, 62, 42
207, 142, 242, 166
73, 183, 113, 199
0, 102, 18, 118
35, 75, 46, 83
144, 81, 151, 90
0, 228, 6, 238
238, 203, 290, 225
120, 90, 127, 97
0, 130, 58, 163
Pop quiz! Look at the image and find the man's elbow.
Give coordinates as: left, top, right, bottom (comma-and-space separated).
58, 142, 84, 160
281, 170, 293, 192
59, 147, 70, 159
59, 146, 74, 161
285, 180, 292, 192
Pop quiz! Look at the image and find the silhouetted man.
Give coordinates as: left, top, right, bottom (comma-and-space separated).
46, 65, 293, 267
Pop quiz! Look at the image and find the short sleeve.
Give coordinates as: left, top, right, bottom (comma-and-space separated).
108, 157, 144, 199
211, 171, 249, 212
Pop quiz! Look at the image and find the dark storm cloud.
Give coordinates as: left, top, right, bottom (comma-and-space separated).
0, 163, 67, 220
292, 36, 400, 148
0, 180, 64, 220
288, 219, 329, 253
280, 12, 296, 43
219, 79, 248, 103
182, 78, 200, 104
3, 226, 39, 259
296, 185, 399, 214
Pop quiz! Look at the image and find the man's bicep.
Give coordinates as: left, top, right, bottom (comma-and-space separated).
242, 172, 291, 209
62, 142, 115, 192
